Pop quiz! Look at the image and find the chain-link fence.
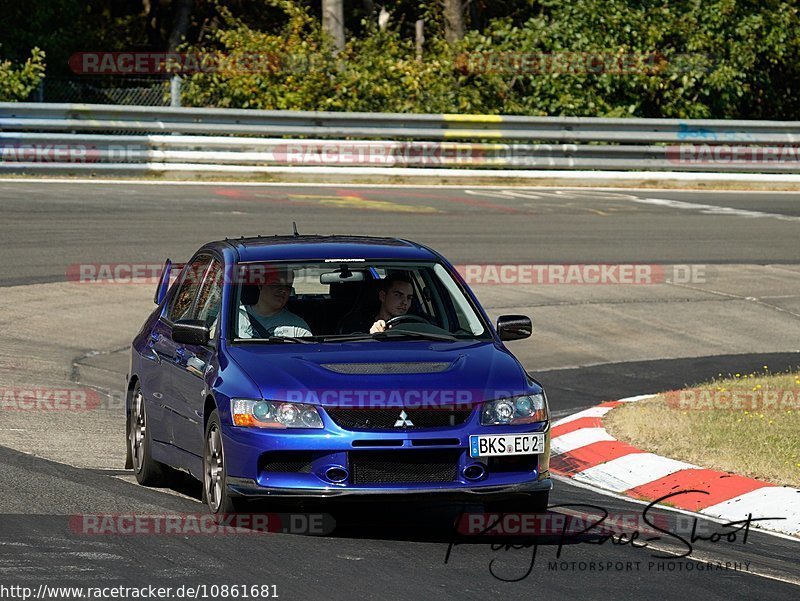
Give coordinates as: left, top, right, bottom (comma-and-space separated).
30, 77, 174, 106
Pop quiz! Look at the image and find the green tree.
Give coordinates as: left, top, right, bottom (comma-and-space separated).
0, 48, 46, 101
181, 2, 339, 109
463, 0, 800, 118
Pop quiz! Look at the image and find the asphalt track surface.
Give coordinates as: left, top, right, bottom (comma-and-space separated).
1, 183, 800, 287
0, 182, 799, 600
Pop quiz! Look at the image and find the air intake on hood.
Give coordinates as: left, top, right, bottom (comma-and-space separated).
320, 362, 452, 375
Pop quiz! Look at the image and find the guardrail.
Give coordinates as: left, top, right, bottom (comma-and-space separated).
1, 103, 800, 174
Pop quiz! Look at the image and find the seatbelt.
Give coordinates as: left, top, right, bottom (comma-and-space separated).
245, 307, 271, 338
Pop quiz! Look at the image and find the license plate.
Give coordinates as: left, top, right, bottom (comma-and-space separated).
469, 433, 544, 458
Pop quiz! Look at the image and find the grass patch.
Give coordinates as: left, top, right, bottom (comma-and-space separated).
604, 368, 800, 487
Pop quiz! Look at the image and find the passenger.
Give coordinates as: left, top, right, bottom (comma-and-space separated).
239, 267, 312, 338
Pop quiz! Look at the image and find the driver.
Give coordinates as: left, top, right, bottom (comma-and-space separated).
341, 273, 415, 334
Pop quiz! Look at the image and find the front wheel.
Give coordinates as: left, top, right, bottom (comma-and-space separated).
203, 410, 240, 516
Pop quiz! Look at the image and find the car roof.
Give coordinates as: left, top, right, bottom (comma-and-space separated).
208, 235, 440, 263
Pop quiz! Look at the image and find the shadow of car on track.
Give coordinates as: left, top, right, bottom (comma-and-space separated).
154, 480, 599, 547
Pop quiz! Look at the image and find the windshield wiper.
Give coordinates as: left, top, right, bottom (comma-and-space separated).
266, 336, 315, 344
374, 330, 457, 342
317, 333, 376, 343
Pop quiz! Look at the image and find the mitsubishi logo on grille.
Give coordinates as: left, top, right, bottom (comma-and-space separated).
394, 410, 414, 427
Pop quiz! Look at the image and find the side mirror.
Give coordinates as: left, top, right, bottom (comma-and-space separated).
154, 259, 172, 305
497, 315, 532, 341
172, 319, 211, 346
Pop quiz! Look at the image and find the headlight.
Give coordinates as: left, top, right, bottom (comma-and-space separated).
231, 399, 324, 429
481, 394, 547, 425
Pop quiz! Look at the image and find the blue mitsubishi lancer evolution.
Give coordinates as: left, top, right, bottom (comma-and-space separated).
125, 235, 551, 515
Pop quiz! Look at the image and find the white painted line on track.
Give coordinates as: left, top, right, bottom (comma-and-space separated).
616, 394, 658, 403
551, 427, 615, 455
631, 196, 800, 222
572, 453, 700, 492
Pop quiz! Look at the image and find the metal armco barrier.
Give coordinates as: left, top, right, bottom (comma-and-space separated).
2, 103, 800, 174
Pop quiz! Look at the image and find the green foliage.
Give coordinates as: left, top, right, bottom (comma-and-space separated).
181, 2, 337, 110
322, 31, 492, 114
180, 0, 800, 118
0, 48, 46, 102
2, 0, 798, 117
181, 1, 497, 113
462, 0, 800, 118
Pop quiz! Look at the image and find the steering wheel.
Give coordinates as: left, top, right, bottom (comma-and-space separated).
384, 314, 430, 329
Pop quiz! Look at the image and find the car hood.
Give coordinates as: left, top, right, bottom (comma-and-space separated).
225, 340, 538, 407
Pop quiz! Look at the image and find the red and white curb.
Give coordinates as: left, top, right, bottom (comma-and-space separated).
550, 395, 800, 538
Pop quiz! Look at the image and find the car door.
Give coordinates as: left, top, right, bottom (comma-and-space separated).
170, 256, 224, 457
142, 317, 176, 444
159, 254, 212, 446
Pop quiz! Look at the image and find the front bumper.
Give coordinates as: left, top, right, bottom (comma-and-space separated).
221, 409, 552, 498
226, 477, 552, 498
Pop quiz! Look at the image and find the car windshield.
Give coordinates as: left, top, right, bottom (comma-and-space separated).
231, 261, 490, 342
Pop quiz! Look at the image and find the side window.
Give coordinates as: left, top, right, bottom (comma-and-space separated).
195, 259, 224, 327
167, 255, 211, 322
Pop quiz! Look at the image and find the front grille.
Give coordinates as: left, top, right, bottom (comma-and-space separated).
326, 408, 472, 430
261, 452, 315, 473
350, 450, 460, 484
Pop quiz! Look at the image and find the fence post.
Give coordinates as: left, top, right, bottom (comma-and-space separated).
170, 75, 182, 108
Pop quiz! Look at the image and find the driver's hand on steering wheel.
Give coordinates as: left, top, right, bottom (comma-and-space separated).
369, 320, 387, 334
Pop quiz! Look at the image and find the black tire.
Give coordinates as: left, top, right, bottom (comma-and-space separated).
129, 383, 168, 486
203, 410, 240, 516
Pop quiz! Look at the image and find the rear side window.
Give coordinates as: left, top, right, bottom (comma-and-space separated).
167, 255, 211, 322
